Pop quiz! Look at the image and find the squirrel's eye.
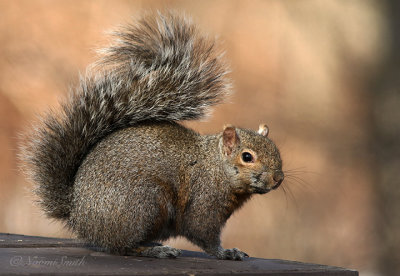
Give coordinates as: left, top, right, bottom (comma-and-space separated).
242, 152, 253, 163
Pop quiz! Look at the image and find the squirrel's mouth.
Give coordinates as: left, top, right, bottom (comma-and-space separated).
250, 171, 283, 194
250, 186, 272, 194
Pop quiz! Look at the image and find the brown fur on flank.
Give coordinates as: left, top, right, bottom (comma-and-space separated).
21, 12, 284, 260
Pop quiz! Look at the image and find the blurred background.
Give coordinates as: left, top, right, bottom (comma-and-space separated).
1, 1, 399, 275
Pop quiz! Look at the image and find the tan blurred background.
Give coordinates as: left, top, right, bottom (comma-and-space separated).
1, 1, 399, 275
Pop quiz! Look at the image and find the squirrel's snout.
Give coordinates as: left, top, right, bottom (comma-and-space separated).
272, 171, 284, 189
254, 171, 284, 193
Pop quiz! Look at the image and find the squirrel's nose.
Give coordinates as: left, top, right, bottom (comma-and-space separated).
272, 171, 284, 189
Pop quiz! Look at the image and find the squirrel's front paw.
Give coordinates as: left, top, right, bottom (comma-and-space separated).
219, 248, 249, 261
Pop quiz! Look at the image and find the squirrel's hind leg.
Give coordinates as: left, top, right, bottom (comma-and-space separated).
125, 245, 181, 258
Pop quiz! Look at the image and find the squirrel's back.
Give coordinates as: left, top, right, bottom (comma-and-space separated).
75, 121, 199, 187
21, 12, 231, 220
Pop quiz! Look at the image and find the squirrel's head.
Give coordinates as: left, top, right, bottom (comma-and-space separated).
219, 124, 284, 194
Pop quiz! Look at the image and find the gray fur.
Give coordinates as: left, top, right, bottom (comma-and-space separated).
135, 246, 182, 259
21, 12, 230, 219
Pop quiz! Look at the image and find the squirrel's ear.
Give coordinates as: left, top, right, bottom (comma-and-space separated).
258, 124, 269, 137
222, 125, 240, 156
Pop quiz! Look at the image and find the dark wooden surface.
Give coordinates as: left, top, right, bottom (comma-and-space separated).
0, 233, 358, 275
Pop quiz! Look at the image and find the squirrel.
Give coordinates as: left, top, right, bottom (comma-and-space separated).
21, 12, 284, 260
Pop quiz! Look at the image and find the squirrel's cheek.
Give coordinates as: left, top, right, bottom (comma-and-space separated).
237, 170, 257, 185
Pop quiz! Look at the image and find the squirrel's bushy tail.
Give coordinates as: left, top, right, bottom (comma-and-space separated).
21, 12, 230, 220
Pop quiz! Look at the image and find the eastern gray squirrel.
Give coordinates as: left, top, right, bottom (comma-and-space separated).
21, 12, 284, 260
